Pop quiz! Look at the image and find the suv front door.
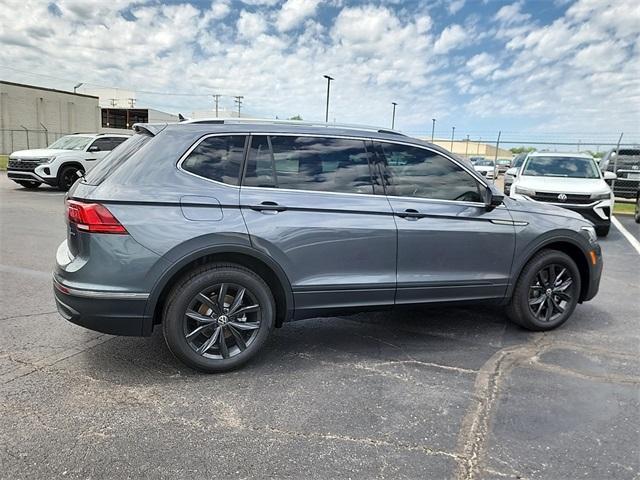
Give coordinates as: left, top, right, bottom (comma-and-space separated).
240, 135, 397, 317
374, 141, 516, 304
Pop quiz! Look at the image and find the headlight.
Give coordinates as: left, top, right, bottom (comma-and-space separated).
581, 225, 597, 243
590, 191, 611, 200
514, 186, 536, 196
42, 156, 56, 164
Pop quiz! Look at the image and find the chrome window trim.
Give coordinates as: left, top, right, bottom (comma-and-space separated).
176, 131, 490, 204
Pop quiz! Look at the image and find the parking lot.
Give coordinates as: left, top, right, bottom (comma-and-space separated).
0, 173, 638, 479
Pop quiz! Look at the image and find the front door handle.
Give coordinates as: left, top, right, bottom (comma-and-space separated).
249, 201, 287, 213
396, 208, 423, 219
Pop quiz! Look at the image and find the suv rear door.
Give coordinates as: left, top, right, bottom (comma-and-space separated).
374, 141, 516, 304
240, 134, 397, 317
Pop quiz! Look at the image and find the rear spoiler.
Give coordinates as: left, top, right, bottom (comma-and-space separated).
132, 123, 167, 136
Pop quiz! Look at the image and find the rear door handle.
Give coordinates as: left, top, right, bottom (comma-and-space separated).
396, 208, 423, 219
249, 201, 287, 213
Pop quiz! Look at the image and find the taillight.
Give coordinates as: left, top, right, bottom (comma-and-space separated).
66, 199, 127, 234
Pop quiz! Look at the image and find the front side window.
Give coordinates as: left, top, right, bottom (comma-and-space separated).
181, 135, 246, 185
522, 156, 600, 178
88, 138, 116, 152
376, 142, 483, 202
243, 136, 373, 195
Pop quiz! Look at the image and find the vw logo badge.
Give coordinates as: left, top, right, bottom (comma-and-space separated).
557, 193, 567, 202
632, 165, 639, 170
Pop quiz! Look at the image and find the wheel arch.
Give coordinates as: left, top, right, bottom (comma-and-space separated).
508, 236, 591, 303
144, 245, 294, 335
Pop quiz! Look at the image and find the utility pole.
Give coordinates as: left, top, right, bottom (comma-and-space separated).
431, 118, 436, 142
465, 134, 470, 158
323, 75, 334, 123
128, 98, 135, 108
212, 94, 221, 117
110, 98, 117, 107
234, 96, 244, 118
450, 126, 455, 151
391, 102, 397, 129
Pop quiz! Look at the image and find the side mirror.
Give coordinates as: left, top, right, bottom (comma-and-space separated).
88, 145, 100, 152
603, 171, 617, 181
505, 167, 517, 177
483, 185, 504, 211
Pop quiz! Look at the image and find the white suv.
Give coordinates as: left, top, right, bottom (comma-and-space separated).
510, 151, 616, 236
7, 133, 130, 190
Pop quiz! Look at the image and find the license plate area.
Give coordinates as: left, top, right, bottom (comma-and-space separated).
626, 172, 640, 180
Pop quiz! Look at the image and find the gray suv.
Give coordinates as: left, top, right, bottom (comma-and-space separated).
54, 120, 603, 372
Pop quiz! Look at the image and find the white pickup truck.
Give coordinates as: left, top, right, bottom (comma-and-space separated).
7, 133, 130, 190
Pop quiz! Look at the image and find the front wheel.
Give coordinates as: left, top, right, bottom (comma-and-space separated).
506, 250, 581, 331
162, 263, 275, 372
16, 181, 41, 189
57, 166, 83, 191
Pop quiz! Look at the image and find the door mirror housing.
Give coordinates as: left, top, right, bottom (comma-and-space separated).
483, 185, 504, 211
603, 171, 617, 181
87, 145, 100, 152
505, 167, 517, 177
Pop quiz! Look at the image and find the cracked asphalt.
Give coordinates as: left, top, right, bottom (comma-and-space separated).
1, 173, 639, 480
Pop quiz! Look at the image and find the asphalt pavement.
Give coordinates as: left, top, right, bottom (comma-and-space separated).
1, 174, 638, 480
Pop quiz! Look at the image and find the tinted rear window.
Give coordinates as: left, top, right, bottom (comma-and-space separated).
83, 133, 152, 185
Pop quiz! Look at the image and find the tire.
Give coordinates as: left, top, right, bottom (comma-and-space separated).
635, 197, 640, 223
16, 181, 41, 189
506, 249, 581, 331
57, 165, 83, 191
162, 263, 275, 372
595, 225, 610, 237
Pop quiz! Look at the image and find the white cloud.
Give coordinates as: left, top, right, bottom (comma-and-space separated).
433, 24, 467, 54
448, 0, 465, 15
495, 1, 531, 25
236, 10, 268, 38
466, 53, 500, 78
277, 0, 321, 32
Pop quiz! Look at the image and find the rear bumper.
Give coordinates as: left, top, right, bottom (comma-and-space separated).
53, 277, 150, 336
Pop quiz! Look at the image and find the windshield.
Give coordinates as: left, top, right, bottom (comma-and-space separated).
497, 159, 510, 165
475, 159, 494, 166
522, 156, 600, 178
83, 133, 152, 185
49, 135, 92, 151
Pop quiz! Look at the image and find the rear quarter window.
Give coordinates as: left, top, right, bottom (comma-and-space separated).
180, 135, 247, 185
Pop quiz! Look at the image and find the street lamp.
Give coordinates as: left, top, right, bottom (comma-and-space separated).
323, 75, 334, 123
391, 102, 398, 129
431, 118, 436, 142
450, 126, 456, 151
73, 82, 83, 94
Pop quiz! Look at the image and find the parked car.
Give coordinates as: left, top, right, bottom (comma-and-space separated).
7, 133, 130, 190
54, 120, 603, 372
473, 158, 497, 180
510, 151, 615, 236
504, 152, 529, 195
469, 156, 484, 165
600, 147, 640, 198
496, 158, 511, 174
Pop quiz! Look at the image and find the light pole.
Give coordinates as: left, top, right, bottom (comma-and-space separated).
323, 75, 334, 123
391, 102, 398, 129
465, 134, 470, 158
431, 118, 436, 142
73, 82, 83, 94
450, 126, 456, 151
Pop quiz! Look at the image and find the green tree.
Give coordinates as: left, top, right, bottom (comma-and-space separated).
288, 115, 303, 121
510, 146, 537, 154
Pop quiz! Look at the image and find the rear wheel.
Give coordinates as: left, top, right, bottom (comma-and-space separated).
16, 181, 41, 189
57, 165, 83, 191
162, 263, 275, 372
506, 250, 581, 331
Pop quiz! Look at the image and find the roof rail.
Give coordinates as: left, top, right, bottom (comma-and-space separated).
181, 118, 407, 136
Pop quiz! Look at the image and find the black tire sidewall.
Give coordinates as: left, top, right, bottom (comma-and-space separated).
58, 166, 82, 191
163, 266, 275, 372
510, 250, 581, 331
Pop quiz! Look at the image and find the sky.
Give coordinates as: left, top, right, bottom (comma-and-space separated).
0, 0, 639, 145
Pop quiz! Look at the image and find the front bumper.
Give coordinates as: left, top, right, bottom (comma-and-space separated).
510, 194, 612, 227
583, 242, 603, 302
7, 165, 57, 185
53, 276, 150, 336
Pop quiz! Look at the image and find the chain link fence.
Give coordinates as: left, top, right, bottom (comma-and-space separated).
1, 128, 69, 155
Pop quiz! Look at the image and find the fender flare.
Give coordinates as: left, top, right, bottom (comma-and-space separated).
142, 243, 295, 335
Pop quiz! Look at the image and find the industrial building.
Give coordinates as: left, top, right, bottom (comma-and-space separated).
0, 81, 178, 154
425, 137, 513, 161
